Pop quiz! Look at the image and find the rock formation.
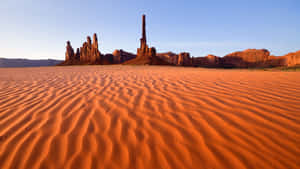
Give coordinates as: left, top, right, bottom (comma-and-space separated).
80, 34, 101, 63
61, 33, 105, 65
192, 55, 221, 67
137, 15, 156, 61
124, 15, 170, 65
283, 50, 300, 67
190, 49, 300, 68
65, 41, 75, 61
178, 52, 192, 66
222, 49, 271, 68
157, 52, 192, 66
112, 50, 136, 64
60, 15, 299, 68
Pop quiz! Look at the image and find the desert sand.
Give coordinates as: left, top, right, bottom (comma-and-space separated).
0, 66, 299, 169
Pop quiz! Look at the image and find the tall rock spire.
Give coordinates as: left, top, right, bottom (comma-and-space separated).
141, 14, 146, 46
93, 33, 98, 49
65, 41, 75, 61
124, 14, 169, 65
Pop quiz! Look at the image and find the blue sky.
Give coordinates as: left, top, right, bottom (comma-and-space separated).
0, 0, 299, 59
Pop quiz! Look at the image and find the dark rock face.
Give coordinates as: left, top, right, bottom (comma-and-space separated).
65, 41, 75, 61
157, 52, 177, 65
192, 55, 221, 67
178, 52, 192, 66
157, 52, 192, 66
112, 50, 136, 64
75, 48, 80, 60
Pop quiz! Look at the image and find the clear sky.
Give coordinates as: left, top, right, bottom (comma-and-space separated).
1, 0, 299, 60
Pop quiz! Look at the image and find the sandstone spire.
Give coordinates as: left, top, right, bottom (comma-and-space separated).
87, 36, 92, 48
141, 15, 146, 48
93, 33, 98, 49
65, 41, 74, 61
78, 34, 101, 63
124, 14, 169, 65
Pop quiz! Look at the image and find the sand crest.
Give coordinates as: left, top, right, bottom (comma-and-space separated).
0, 66, 299, 169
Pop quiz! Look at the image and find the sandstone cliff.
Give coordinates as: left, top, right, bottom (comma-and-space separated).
222, 49, 271, 68
190, 49, 300, 68
283, 50, 300, 67
157, 52, 192, 66
192, 55, 221, 68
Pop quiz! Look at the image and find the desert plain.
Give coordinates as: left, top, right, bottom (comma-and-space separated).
0, 65, 299, 169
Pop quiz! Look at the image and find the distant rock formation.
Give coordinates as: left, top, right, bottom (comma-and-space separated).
157, 52, 192, 66
0, 58, 62, 68
124, 15, 170, 65
189, 49, 300, 68
61, 33, 137, 66
222, 49, 271, 68
283, 50, 300, 67
65, 41, 75, 61
80, 34, 101, 63
192, 55, 221, 68
112, 50, 136, 64
178, 53, 192, 66
60, 33, 105, 65
60, 15, 299, 68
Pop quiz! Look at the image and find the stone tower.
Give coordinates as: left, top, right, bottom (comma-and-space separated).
136, 14, 156, 63
140, 15, 146, 49
65, 41, 75, 61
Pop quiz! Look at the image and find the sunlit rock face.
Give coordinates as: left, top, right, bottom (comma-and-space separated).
283, 50, 300, 67
157, 52, 192, 66
80, 34, 101, 63
221, 49, 271, 68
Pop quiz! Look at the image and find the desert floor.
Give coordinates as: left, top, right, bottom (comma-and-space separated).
0, 66, 299, 169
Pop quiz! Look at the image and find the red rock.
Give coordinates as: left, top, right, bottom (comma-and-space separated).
80, 34, 101, 63
65, 41, 74, 61
283, 50, 300, 67
157, 52, 192, 66
157, 52, 178, 65
222, 49, 271, 68
178, 52, 192, 66
124, 15, 169, 65
135, 15, 157, 64
192, 55, 221, 67
112, 50, 136, 64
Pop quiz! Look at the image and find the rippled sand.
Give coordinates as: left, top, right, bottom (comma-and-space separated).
0, 66, 299, 169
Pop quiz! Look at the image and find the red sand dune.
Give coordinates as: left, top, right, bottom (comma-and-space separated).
0, 66, 299, 169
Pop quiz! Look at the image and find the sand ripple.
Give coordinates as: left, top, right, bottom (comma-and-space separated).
0, 66, 299, 169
